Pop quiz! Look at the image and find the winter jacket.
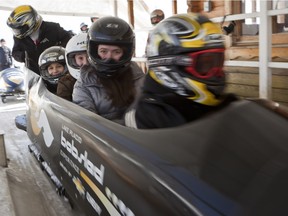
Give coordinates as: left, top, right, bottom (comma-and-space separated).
73, 62, 145, 121
0, 46, 12, 71
125, 73, 238, 129
12, 21, 71, 74
57, 73, 76, 101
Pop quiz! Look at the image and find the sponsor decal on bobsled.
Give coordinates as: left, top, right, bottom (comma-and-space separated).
60, 124, 135, 216
72, 176, 85, 198
29, 107, 54, 147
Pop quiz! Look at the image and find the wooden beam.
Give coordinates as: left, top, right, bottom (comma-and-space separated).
226, 47, 288, 61
172, 0, 177, 14
127, 0, 134, 28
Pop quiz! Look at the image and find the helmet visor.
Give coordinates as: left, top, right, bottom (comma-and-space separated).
11, 25, 30, 38
185, 49, 225, 79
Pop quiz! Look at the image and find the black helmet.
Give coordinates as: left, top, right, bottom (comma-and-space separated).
87, 16, 135, 77
38, 46, 68, 85
150, 9, 165, 25
7, 5, 42, 39
146, 13, 226, 106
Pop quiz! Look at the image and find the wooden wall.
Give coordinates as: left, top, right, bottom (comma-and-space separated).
186, 0, 288, 106
224, 67, 288, 107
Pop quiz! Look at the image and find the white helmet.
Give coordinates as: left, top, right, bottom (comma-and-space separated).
65, 33, 87, 79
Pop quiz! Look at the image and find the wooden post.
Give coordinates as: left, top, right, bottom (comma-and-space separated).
127, 0, 134, 28
172, 0, 177, 14
0, 130, 7, 167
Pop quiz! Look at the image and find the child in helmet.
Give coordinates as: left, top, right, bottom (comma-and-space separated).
125, 13, 238, 129
56, 33, 89, 101
7, 5, 71, 74
72, 16, 145, 123
38, 46, 68, 94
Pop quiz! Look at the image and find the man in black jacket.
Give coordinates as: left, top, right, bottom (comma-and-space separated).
7, 5, 71, 74
0, 39, 12, 71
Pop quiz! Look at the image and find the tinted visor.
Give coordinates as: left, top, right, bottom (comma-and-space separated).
185, 49, 225, 79
12, 24, 29, 37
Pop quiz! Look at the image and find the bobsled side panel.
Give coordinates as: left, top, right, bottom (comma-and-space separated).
24, 68, 288, 216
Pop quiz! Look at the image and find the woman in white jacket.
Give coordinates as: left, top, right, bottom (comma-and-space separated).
73, 16, 145, 123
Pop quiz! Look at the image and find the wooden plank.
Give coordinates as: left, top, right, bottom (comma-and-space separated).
272, 88, 288, 103
225, 84, 259, 98
226, 73, 259, 86
272, 75, 288, 89
279, 102, 288, 107
224, 66, 259, 74
226, 46, 288, 61
238, 34, 288, 44
225, 83, 288, 106
225, 66, 288, 76
226, 72, 288, 89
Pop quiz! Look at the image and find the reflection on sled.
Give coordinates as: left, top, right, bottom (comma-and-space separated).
16, 67, 288, 216
0, 68, 25, 103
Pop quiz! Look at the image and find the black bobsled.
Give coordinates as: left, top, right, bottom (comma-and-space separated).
0, 67, 25, 103
16, 67, 288, 216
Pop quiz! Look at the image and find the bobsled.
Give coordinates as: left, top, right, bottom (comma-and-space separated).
16, 67, 288, 216
0, 67, 25, 103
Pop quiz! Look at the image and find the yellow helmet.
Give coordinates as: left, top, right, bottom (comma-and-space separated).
7, 5, 42, 39
146, 13, 226, 106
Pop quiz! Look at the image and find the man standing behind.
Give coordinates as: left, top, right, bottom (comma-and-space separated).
80, 22, 89, 33
90, 16, 99, 23
6, 5, 71, 74
0, 39, 13, 71
150, 9, 165, 26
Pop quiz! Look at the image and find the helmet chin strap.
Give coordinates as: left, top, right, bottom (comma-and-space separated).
148, 67, 224, 106
186, 79, 223, 106
94, 60, 129, 78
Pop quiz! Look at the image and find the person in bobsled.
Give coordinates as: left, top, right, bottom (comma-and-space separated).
125, 13, 238, 129
72, 16, 145, 123
57, 33, 89, 101
38, 46, 68, 95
